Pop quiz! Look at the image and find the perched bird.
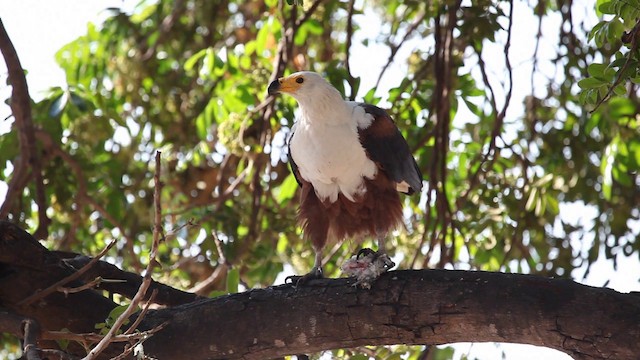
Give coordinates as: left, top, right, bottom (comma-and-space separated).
268, 71, 422, 286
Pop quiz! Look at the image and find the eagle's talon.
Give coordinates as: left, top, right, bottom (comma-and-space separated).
285, 267, 323, 287
356, 248, 375, 259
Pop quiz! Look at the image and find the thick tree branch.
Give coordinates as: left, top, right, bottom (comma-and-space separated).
0, 19, 49, 238
138, 271, 640, 360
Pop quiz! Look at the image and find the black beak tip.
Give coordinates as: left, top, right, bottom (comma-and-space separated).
267, 80, 280, 96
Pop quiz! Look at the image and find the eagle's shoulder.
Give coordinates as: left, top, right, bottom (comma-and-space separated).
356, 103, 423, 195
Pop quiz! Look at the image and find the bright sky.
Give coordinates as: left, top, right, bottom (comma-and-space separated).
0, 1, 637, 360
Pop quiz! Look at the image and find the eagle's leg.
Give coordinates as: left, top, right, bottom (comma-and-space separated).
285, 247, 324, 287
375, 235, 396, 270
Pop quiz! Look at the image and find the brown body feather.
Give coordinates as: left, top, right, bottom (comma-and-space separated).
297, 171, 403, 252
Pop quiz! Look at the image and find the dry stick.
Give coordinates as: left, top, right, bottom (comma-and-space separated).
43, 325, 166, 344
22, 319, 42, 360
81, 151, 164, 360
110, 319, 168, 360
185, 227, 232, 296
188, 264, 226, 295
18, 239, 117, 306
123, 289, 158, 336
58, 277, 127, 296
58, 277, 104, 296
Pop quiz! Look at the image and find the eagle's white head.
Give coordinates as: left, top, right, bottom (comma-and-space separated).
267, 71, 345, 116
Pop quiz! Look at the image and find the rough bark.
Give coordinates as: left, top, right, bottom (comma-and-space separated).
0, 19, 50, 238
139, 270, 640, 360
2, 220, 639, 360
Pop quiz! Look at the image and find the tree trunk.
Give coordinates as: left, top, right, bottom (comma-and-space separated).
1, 220, 639, 360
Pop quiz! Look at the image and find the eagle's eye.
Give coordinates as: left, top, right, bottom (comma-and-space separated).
296, 77, 304, 84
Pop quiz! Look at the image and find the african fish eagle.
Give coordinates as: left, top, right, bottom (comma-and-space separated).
268, 71, 422, 286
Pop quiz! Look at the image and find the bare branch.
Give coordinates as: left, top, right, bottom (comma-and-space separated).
123, 290, 158, 335
43, 324, 167, 344
22, 319, 42, 360
345, 0, 356, 101
57, 277, 130, 296
374, 10, 427, 90
0, 19, 49, 237
295, 0, 324, 28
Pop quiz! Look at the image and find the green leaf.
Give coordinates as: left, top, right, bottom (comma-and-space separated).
588, 63, 607, 78
184, 48, 208, 72
276, 174, 299, 203
525, 187, 538, 211
601, 137, 619, 200
578, 77, 605, 90
629, 139, 640, 168
226, 268, 239, 294
598, 1, 615, 15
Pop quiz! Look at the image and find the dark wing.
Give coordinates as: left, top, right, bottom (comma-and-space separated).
357, 103, 423, 194
287, 128, 303, 186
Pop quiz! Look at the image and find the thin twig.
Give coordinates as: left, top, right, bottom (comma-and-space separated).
374, 10, 427, 90
187, 264, 226, 295
19, 239, 117, 306
212, 230, 228, 266
531, 1, 544, 96
81, 151, 164, 360
124, 289, 158, 335
58, 277, 126, 296
43, 323, 167, 343
345, 0, 356, 101
591, 19, 640, 112
295, 0, 324, 27
22, 319, 42, 360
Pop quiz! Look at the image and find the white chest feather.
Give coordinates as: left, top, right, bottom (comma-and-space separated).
290, 106, 377, 203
